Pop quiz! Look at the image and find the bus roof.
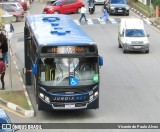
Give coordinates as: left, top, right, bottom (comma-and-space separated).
26, 14, 95, 46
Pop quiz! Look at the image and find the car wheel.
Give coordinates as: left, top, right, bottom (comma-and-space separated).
53, 11, 59, 14
123, 47, 127, 53
108, 9, 112, 15
77, 7, 81, 13
118, 39, 122, 48
12, 16, 18, 23
145, 49, 149, 53
126, 13, 129, 16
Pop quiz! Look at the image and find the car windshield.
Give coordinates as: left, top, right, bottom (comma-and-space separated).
39, 57, 98, 86
53, 0, 62, 6
125, 29, 145, 37
111, 0, 125, 4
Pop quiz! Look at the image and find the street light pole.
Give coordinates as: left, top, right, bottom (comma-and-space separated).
1, 11, 13, 91
149, 0, 152, 16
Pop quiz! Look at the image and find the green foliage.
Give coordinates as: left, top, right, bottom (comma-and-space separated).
153, 0, 160, 8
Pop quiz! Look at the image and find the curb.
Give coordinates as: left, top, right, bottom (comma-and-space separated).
130, 7, 147, 18
0, 97, 34, 117
0, 43, 35, 117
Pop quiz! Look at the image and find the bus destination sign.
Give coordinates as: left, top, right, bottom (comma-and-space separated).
41, 46, 95, 54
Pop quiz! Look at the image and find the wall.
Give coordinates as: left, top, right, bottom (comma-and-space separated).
138, 0, 147, 5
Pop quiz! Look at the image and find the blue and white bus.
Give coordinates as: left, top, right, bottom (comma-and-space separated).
24, 14, 103, 110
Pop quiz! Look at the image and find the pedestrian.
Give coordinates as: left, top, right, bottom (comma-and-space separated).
0, 58, 6, 90
0, 32, 9, 67
79, 5, 88, 22
0, 23, 6, 36
8, 23, 14, 41
103, 0, 108, 6
100, 6, 108, 21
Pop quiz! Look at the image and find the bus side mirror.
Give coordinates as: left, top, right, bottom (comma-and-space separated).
98, 56, 103, 67
32, 64, 38, 75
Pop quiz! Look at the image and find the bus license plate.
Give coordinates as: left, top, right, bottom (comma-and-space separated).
65, 104, 75, 108
134, 46, 141, 49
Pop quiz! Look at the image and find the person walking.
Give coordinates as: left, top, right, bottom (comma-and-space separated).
79, 5, 88, 22
8, 23, 14, 41
0, 32, 9, 67
100, 6, 108, 21
0, 58, 6, 90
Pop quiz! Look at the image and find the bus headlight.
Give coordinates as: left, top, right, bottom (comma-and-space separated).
94, 91, 98, 97
40, 93, 44, 99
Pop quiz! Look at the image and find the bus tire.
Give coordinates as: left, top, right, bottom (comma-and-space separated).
37, 97, 42, 111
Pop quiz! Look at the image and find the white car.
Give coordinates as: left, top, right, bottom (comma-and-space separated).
118, 18, 150, 53
0, 2, 23, 11
94, 0, 105, 4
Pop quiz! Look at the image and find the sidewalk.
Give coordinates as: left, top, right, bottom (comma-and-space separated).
0, 1, 48, 117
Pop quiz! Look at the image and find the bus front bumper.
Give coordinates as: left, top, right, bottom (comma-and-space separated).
38, 96, 99, 110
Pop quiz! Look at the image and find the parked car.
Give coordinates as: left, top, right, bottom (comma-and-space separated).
0, 5, 24, 22
43, 0, 83, 14
7, 0, 28, 11
105, 0, 129, 15
0, 109, 14, 132
94, 0, 105, 5
0, 2, 23, 11
47, 0, 57, 5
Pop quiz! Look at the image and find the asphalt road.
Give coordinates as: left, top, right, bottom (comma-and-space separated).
4, 1, 160, 132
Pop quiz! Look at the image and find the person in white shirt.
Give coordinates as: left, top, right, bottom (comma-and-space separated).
79, 5, 88, 22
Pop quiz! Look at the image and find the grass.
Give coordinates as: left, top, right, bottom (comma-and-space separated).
131, 1, 155, 14
135, 2, 153, 12
0, 90, 30, 110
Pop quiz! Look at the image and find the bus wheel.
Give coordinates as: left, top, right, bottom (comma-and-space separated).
37, 97, 42, 111
54, 11, 59, 14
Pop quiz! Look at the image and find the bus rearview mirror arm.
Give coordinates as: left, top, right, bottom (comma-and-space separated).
22, 64, 38, 75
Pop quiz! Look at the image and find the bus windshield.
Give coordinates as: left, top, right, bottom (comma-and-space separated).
39, 57, 98, 86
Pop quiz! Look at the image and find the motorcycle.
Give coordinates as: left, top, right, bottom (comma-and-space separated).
88, 2, 95, 14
